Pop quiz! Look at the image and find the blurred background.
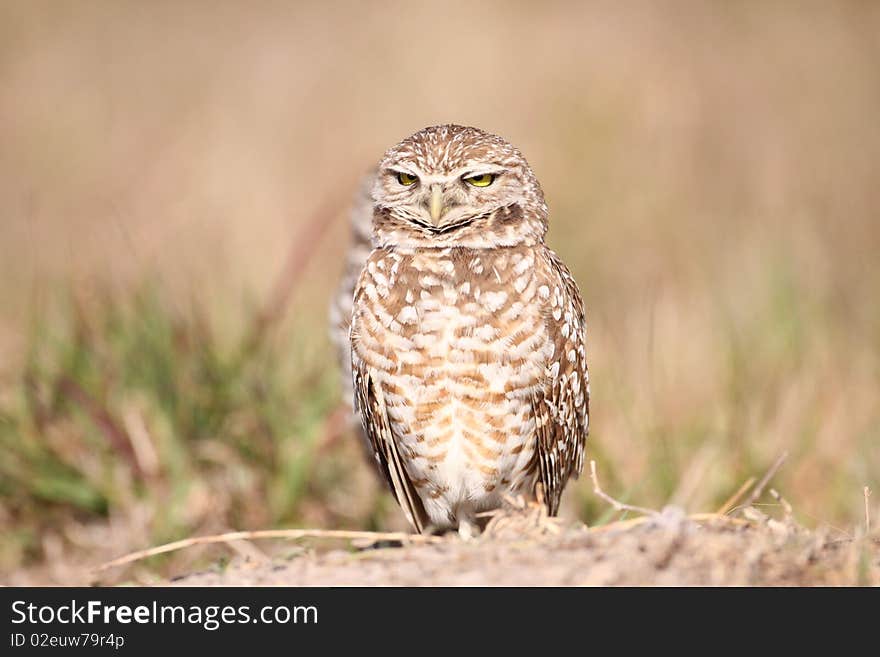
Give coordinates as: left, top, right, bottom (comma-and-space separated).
1, 0, 878, 584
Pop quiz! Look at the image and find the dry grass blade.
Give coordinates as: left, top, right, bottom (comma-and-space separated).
716, 476, 756, 515
94, 529, 443, 573
743, 451, 788, 508
589, 460, 657, 517
866, 487, 872, 534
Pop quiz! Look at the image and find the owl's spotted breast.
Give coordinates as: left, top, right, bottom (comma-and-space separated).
351, 243, 586, 531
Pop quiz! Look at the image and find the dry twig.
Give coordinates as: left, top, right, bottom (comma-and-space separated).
716, 476, 756, 515
743, 451, 788, 508
589, 460, 657, 517
95, 529, 443, 573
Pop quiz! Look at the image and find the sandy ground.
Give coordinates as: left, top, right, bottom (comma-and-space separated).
168, 506, 879, 587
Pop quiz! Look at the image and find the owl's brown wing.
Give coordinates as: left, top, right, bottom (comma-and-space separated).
353, 364, 427, 533
532, 252, 590, 515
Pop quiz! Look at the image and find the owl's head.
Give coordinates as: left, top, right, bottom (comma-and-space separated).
371, 125, 548, 249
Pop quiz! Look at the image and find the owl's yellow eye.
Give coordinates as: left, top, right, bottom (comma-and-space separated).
463, 173, 496, 187
397, 172, 418, 186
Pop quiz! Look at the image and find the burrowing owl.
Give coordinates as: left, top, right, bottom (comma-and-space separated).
350, 125, 589, 535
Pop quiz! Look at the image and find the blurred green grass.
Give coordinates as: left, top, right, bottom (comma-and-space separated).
0, 284, 386, 577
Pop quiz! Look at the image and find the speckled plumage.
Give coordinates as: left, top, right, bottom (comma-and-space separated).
350, 125, 589, 534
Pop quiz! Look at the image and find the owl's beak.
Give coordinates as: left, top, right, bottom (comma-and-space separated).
429, 184, 444, 226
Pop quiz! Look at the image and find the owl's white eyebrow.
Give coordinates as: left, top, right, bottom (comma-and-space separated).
460, 167, 506, 178
386, 167, 420, 177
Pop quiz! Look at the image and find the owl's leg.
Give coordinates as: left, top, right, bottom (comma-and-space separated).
458, 519, 479, 541
454, 502, 481, 541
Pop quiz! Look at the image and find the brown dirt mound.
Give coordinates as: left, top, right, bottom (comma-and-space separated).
168, 507, 879, 587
